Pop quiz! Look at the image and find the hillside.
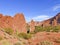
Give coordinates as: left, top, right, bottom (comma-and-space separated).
0, 13, 60, 45
0, 13, 27, 33
28, 13, 60, 32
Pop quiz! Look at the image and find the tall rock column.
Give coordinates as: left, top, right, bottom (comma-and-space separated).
30, 20, 35, 32
13, 13, 27, 33
52, 19, 57, 26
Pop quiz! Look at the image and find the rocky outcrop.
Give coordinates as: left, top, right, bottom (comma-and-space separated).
30, 20, 35, 32
0, 13, 60, 33
52, 19, 57, 26
0, 13, 27, 33
13, 13, 27, 33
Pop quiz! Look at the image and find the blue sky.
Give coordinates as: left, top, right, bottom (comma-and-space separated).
0, 0, 60, 22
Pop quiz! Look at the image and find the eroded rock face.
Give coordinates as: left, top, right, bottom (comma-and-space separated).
51, 13, 60, 26
30, 20, 35, 32
13, 13, 27, 33
0, 13, 27, 33
52, 19, 57, 26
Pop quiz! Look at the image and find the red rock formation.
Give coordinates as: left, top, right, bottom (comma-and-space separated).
52, 19, 57, 26
33, 13, 60, 27
13, 13, 27, 33
30, 20, 35, 32
42, 19, 51, 27
0, 13, 27, 33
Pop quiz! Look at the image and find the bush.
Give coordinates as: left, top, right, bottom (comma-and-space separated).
18, 33, 32, 39
30, 32, 35, 34
44, 26, 53, 32
34, 25, 60, 33
1, 40, 12, 45
15, 30, 19, 35
14, 42, 21, 45
34, 26, 43, 33
52, 26, 60, 32
34, 26, 53, 33
4, 28, 14, 35
39, 40, 53, 45
0, 36, 3, 40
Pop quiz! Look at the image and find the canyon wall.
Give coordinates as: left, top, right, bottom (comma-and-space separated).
0, 13, 27, 33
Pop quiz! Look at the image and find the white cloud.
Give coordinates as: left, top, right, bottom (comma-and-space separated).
53, 4, 60, 11
26, 15, 52, 22
32, 15, 51, 21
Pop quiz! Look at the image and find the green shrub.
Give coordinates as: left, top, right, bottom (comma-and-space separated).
34, 25, 60, 33
0, 36, 3, 40
34, 26, 53, 33
15, 30, 20, 35
26, 34, 32, 39
52, 26, 60, 32
39, 40, 53, 45
30, 32, 35, 34
1, 40, 12, 45
45, 26, 53, 32
4, 28, 14, 35
34, 26, 43, 33
14, 42, 21, 45
18, 33, 32, 39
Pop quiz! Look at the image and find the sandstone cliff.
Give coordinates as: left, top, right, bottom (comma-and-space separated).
0, 13, 27, 33
30, 20, 35, 32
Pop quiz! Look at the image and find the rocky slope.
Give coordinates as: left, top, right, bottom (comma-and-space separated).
0, 13, 60, 45
0, 28, 29, 45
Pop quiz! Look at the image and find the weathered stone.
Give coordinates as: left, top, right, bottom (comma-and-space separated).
0, 13, 27, 33
52, 19, 57, 26
30, 20, 35, 32
13, 13, 27, 33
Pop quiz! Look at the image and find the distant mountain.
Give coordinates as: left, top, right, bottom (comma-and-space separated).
29, 13, 60, 32
41, 12, 60, 27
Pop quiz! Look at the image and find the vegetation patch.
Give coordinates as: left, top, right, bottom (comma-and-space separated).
39, 40, 53, 45
4, 28, 14, 35
0, 36, 3, 40
34, 26, 60, 33
18, 33, 32, 39
1, 40, 12, 45
34, 26, 43, 33
14, 42, 21, 45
